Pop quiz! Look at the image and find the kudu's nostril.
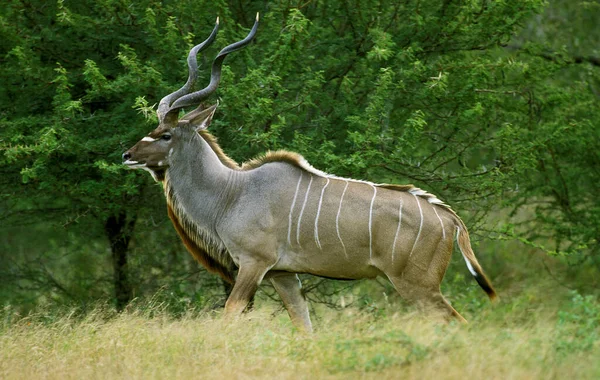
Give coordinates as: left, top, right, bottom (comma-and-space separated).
122, 152, 131, 161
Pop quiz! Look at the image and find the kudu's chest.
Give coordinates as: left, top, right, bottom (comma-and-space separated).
164, 180, 236, 283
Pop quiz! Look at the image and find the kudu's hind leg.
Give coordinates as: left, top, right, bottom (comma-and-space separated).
387, 234, 467, 323
269, 272, 313, 332
387, 275, 466, 323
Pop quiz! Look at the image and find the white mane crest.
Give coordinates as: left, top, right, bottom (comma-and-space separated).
282, 153, 450, 208
408, 187, 448, 207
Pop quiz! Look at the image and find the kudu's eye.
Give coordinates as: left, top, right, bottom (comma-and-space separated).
161, 134, 171, 141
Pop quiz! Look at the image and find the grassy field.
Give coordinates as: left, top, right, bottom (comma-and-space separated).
1, 271, 599, 380
2, 239, 599, 379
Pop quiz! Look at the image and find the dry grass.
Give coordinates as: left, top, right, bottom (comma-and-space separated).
1, 297, 598, 380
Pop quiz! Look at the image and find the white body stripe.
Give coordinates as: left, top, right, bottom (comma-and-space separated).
314, 177, 330, 249
142, 136, 157, 142
336, 180, 349, 257
369, 185, 377, 259
432, 205, 446, 239
296, 174, 313, 246
391, 197, 403, 263
457, 227, 477, 276
409, 194, 423, 257
287, 172, 303, 246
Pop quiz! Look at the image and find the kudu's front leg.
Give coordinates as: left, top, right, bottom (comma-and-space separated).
224, 259, 273, 317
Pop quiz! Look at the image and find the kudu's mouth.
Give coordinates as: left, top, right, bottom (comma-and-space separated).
122, 151, 147, 168
123, 159, 148, 168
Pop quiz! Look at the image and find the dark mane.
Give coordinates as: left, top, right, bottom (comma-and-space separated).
198, 130, 240, 170
167, 205, 235, 283
240, 150, 309, 171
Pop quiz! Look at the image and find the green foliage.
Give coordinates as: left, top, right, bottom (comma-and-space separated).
0, 0, 599, 311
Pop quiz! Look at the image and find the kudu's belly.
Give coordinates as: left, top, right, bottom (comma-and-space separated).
273, 246, 382, 280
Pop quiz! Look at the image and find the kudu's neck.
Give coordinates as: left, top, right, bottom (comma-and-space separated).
164, 131, 240, 228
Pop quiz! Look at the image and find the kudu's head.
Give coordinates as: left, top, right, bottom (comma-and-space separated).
122, 15, 258, 181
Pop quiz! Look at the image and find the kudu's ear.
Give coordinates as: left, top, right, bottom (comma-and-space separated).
180, 102, 218, 132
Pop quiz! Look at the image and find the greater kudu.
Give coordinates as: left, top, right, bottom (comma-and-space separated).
123, 16, 496, 331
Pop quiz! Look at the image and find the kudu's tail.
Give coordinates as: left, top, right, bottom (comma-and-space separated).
455, 223, 497, 301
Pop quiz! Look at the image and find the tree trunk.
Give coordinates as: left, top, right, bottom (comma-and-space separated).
104, 212, 136, 312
